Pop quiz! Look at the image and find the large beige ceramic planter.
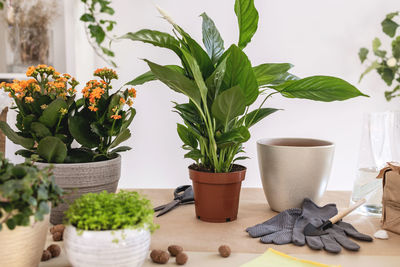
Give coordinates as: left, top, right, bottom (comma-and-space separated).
64, 225, 151, 267
0, 214, 49, 267
257, 138, 335, 212
36, 156, 121, 224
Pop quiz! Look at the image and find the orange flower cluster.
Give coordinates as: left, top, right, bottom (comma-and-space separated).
82, 80, 106, 112
93, 67, 118, 81
1, 79, 39, 100
109, 87, 137, 120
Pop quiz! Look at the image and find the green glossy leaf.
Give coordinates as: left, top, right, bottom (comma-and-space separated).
253, 63, 293, 86
121, 108, 136, 131
242, 108, 280, 128
30, 122, 51, 139
382, 18, 399, 37
359, 61, 380, 82
125, 65, 185, 86
235, 0, 259, 49
206, 57, 227, 99
0, 122, 34, 149
88, 24, 105, 44
181, 50, 208, 102
200, 13, 224, 65
15, 149, 35, 158
378, 67, 395, 86
183, 35, 215, 78
109, 129, 131, 150
144, 59, 202, 106
223, 45, 259, 105
64, 148, 94, 163
211, 85, 246, 127
358, 48, 369, 63
216, 126, 250, 148
120, 29, 182, 56
37, 136, 67, 163
184, 149, 202, 161
39, 99, 67, 128
68, 116, 100, 148
177, 124, 198, 148
22, 115, 35, 131
275, 76, 368, 102
80, 13, 95, 22
110, 146, 132, 154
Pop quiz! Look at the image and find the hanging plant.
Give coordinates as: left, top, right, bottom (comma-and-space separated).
80, 0, 117, 67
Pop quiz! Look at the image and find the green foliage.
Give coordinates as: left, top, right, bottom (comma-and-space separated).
123, 1, 367, 172
65, 191, 157, 232
359, 11, 400, 101
80, 0, 117, 67
0, 153, 63, 231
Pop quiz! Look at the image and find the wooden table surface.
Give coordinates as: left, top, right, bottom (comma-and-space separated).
40, 188, 400, 267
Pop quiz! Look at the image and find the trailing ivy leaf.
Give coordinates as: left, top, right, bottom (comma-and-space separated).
242, 108, 280, 128
216, 126, 250, 148
144, 59, 202, 107
120, 29, 182, 56
253, 63, 293, 86
39, 99, 67, 128
108, 129, 131, 150
358, 48, 369, 63
359, 61, 380, 82
184, 149, 203, 161
274, 76, 368, 102
0, 122, 34, 149
200, 12, 224, 65
80, 13, 95, 22
211, 85, 246, 127
385, 85, 400, 101
235, 0, 259, 49
125, 65, 185, 86
381, 18, 399, 37
37, 136, 67, 163
88, 24, 106, 44
377, 67, 395, 86
101, 46, 115, 57
223, 45, 259, 105
177, 123, 198, 148
392, 36, 400, 59
69, 116, 100, 148
372, 37, 387, 57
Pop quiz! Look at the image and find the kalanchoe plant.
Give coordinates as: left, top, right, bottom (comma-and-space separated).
65, 190, 157, 232
0, 65, 79, 163
359, 12, 400, 101
69, 68, 136, 162
0, 153, 63, 230
122, 1, 367, 173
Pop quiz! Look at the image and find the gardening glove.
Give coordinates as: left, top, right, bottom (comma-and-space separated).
246, 208, 302, 245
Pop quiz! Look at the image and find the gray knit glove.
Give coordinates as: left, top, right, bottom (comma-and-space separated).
246, 208, 301, 244
293, 199, 373, 253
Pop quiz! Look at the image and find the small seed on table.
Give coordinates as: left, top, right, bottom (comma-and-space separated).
218, 245, 231, 258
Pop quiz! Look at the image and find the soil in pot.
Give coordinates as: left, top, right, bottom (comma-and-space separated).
189, 164, 246, 223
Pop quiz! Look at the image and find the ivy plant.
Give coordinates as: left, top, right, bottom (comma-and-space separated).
65, 190, 157, 232
121, 0, 367, 173
80, 0, 117, 67
0, 153, 63, 231
359, 12, 400, 101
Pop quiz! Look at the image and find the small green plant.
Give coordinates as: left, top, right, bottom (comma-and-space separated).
65, 191, 157, 232
0, 153, 63, 230
359, 12, 400, 101
122, 1, 367, 173
80, 0, 117, 67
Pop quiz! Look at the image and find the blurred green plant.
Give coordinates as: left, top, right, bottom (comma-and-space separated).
65, 190, 157, 232
359, 12, 400, 101
80, 0, 117, 67
122, 1, 367, 173
0, 153, 63, 231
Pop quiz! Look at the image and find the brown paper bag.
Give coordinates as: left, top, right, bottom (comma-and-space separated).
377, 162, 400, 234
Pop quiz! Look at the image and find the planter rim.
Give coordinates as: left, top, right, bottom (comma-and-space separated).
257, 137, 334, 149
35, 154, 121, 168
65, 224, 149, 234
189, 164, 246, 185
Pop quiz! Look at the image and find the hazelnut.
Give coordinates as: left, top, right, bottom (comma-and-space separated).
47, 244, 61, 257
50, 224, 65, 234
218, 245, 231, 258
41, 250, 52, 261
168, 245, 183, 256
176, 252, 188, 265
150, 249, 170, 264
52, 231, 63, 241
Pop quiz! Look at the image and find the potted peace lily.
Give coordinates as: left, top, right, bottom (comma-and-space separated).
0, 153, 63, 267
64, 191, 157, 267
122, 0, 367, 222
0, 65, 137, 224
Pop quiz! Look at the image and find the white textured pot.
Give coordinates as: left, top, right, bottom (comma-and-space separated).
257, 138, 335, 212
36, 156, 121, 224
64, 225, 151, 267
0, 214, 49, 267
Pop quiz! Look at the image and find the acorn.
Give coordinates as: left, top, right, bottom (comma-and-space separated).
218, 245, 231, 258
176, 252, 188, 265
168, 245, 183, 257
41, 250, 52, 261
52, 231, 63, 241
50, 224, 65, 234
47, 244, 61, 257
150, 249, 170, 264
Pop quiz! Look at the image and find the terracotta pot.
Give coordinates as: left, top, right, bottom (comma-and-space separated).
36, 155, 121, 224
0, 214, 49, 267
0, 107, 8, 154
189, 165, 246, 223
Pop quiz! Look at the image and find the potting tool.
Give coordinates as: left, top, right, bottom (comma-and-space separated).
303, 198, 366, 236
154, 185, 194, 217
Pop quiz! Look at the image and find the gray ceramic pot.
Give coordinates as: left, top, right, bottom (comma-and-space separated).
36, 156, 121, 224
257, 138, 334, 212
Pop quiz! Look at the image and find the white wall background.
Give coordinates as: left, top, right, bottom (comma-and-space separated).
4, 0, 400, 190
